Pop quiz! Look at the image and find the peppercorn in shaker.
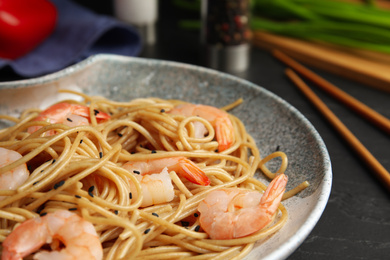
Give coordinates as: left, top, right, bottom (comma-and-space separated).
201, 0, 251, 72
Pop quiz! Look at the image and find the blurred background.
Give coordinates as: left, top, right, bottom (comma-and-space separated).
74, 0, 390, 92
2, 0, 390, 90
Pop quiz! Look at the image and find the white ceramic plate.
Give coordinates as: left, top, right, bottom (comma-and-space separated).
0, 55, 332, 260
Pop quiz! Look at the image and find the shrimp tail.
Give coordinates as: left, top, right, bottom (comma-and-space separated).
178, 158, 210, 186
260, 173, 288, 211
215, 118, 234, 152
169, 103, 235, 152
234, 174, 287, 239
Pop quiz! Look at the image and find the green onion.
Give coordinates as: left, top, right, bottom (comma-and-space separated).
251, 0, 390, 53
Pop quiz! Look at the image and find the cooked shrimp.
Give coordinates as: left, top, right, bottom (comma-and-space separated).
169, 103, 235, 152
2, 210, 103, 260
129, 167, 175, 207
198, 174, 288, 240
123, 157, 210, 186
27, 102, 110, 135
0, 148, 29, 200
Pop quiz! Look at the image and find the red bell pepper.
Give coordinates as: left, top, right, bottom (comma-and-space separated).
0, 0, 57, 60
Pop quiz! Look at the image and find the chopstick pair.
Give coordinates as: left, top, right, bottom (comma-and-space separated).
273, 50, 390, 191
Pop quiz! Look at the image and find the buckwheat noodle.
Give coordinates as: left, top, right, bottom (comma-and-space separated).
0, 90, 308, 259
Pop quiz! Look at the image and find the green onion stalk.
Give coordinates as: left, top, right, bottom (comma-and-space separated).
251, 0, 390, 54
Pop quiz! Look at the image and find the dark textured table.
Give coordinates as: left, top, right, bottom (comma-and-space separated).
2, 1, 390, 259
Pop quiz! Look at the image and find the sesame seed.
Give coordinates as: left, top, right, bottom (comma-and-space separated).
66, 118, 73, 122
160, 109, 165, 113
94, 109, 100, 115
52, 159, 56, 164
40, 212, 47, 217
195, 225, 200, 232
99, 152, 103, 158
114, 210, 118, 215
68, 208, 77, 211
194, 213, 199, 217
117, 133, 123, 137
151, 150, 156, 154
80, 139, 83, 144
75, 195, 82, 199
129, 192, 132, 199
181, 221, 189, 227
88, 186, 95, 197
88, 186, 95, 193
54, 180, 65, 190
152, 213, 159, 217
133, 170, 140, 174
33, 181, 39, 185
144, 228, 151, 234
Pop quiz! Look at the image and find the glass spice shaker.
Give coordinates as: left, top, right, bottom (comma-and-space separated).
201, 0, 251, 72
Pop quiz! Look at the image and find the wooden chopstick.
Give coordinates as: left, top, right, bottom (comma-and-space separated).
273, 50, 390, 135
285, 68, 390, 191
253, 32, 390, 93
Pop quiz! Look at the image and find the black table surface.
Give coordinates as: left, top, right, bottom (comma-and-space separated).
1, 1, 390, 259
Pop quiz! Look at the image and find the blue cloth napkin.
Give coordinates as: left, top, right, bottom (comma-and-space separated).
0, 0, 142, 77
